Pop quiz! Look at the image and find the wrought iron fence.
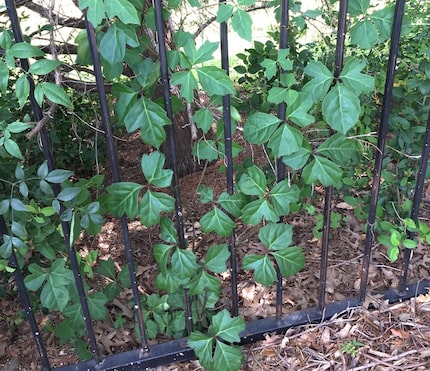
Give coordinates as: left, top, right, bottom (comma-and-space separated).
2, 0, 430, 370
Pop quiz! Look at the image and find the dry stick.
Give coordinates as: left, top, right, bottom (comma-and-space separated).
350, 349, 421, 371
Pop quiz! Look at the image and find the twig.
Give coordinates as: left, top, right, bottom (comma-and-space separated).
26, 104, 58, 139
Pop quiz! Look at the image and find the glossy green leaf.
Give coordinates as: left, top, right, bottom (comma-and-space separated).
302, 155, 342, 187
40, 82, 73, 108
141, 151, 173, 188
217, 192, 248, 218
160, 216, 178, 243
268, 124, 304, 157
124, 97, 170, 148
189, 270, 221, 295
196, 66, 235, 97
350, 20, 378, 49
272, 247, 305, 277
217, 4, 234, 23
193, 108, 213, 133
340, 58, 375, 95
258, 223, 293, 250
96, 257, 116, 279
211, 309, 246, 343
4, 139, 23, 159
45, 169, 73, 184
88, 292, 108, 320
322, 84, 360, 134
9, 42, 45, 58
214, 341, 244, 371
270, 181, 300, 215
200, 207, 236, 237
100, 24, 126, 66
105, 0, 140, 24
260, 58, 277, 79
57, 187, 82, 202
10, 198, 28, 212
231, 9, 252, 41
0, 61, 9, 93
286, 93, 314, 127
243, 112, 281, 144
205, 244, 230, 273
243, 254, 276, 286
139, 190, 175, 227
185, 40, 219, 65
348, 0, 370, 16
153, 244, 173, 273
192, 139, 219, 161
106, 182, 142, 217
7, 121, 32, 134
303, 61, 333, 102
79, 0, 106, 26
29, 59, 62, 75
188, 332, 214, 368
267, 87, 298, 105
241, 198, 278, 225
15, 74, 30, 109
370, 6, 394, 40
237, 165, 267, 196
171, 248, 200, 279
171, 70, 198, 103
317, 133, 359, 164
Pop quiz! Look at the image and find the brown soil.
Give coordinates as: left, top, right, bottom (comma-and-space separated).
1, 131, 430, 370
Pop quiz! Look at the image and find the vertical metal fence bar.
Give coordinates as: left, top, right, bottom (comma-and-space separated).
0, 217, 51, 371
358, 0, 406, 303
6, 0, 102, 362
317, 0, 348, 313
274, 0, 289, 320
398, 110, 430, 294
153, 0, 186, 251
83, 13, 149, 352
219, 0, 239, 317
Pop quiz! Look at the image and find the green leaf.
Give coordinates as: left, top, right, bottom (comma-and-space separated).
29, 59, 62, 75
205, 244, 230, 273
88, 292, 108, 320
370, 6, 394, 40
196, 66, 235, 96
302, 156, 342, 187
9, 42, 45, 58
11, 221, 27, 239
303, 61, 333, 102
160, 216, 177, 243
57, 187, 82, 202
243, 254, 276, 286
348, 0, 370, 16
171, 248, 200, 279
243, 112, 281, 144
40, 259, 74, 311
0, 61, 9, 93
138, 190, 175, 227
387, 245, 399, 262
217, 4, 234, 23
286, 93, 314, 127
403, 239, 417, 249
100, 24, 126, 66
241, 198, 278, 225
237, 165, 267, 196
153, 244, 173, 274
270, 181, 300, 215
317, 133, 359, 164
260, 58, 277, 79
231, 9, 252, 41
4, 139, 23, 159
267, 87, 298, 105
350, 20, 378, 49
141, 151, 173, 188
272, 247, 305, 278
217, 192, 248, 218
211, 309, 245, 343
124, 97, 170, 148
340, 58, 375, 95
105, 0, 140, 24
7, 121, 32, 133
189, 270, 221, 295
258, 223, 293, 250
192, 139, 219, 161
106, 182, 143, 217
188, 332, 214, 368
171, 70, 198, 103
200, 207, 236, 237
193, 108, 213, 133
40, 82, 73, 108
185, 40, 219, 65
24, 263, 47, 291
322, 84, 360, 134
277, 48, 293, 71
10, 198, 28, 212
45, 169, 73, 183
15, 74, 30, 109
268, 124, 304, 157
214, 340, 244, 371
198, 184, 214, 204
0, 200, 10, 215
96, 257, 116, 279
79, 0, 106, 26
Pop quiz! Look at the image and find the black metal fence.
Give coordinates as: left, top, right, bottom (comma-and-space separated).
2, 0, 430, 369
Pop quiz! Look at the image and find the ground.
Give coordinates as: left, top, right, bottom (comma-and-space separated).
1, 130, 430, 370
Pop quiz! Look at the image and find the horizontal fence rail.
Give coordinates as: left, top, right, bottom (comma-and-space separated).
2, 0, 429, 370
